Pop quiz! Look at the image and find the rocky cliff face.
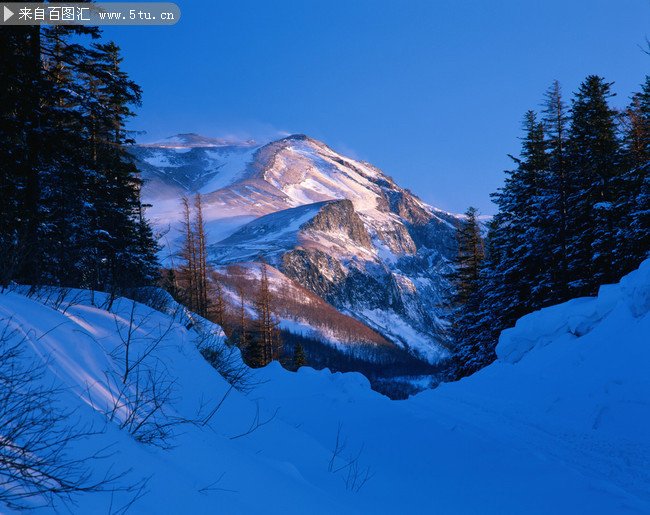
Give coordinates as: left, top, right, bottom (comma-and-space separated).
133, 134, 459, 363
301, 199, 372, 249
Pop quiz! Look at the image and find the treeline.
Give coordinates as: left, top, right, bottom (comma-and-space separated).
281, 330, 442, 399
0, 23, 158, 293
286, 331, 438, 377
164, 221, 416, 377
162, 208, 292, 369
453, 76, 650, 378
216, 263, 391, 347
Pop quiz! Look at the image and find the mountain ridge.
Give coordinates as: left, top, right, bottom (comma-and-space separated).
139, 132, 259, 148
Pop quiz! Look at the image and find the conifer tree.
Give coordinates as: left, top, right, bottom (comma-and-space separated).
178, 197, 198, 311
452, 76, 640, 381
451, 207, 487, 377
293, 343, 307, 370
251, 259, 281, 367
566, 75, 622, 293
193, 193, 209, 317
617, 77, 650, 271
209, 270, 227, 329
541, 80, 570, 302
0, 22, 159, 291
453, 207, 484, 306
235, 285, 255, 357
176, 193, 211, 316
489, 110, 549, 318
454, 112, 552, 377
449, 75, 648, 381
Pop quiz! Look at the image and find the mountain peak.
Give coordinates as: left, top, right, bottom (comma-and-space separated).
138, 133, 259, 149
281, 134, 310, 142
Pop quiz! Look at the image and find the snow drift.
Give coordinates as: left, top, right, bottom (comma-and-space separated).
1, 259, 649, 513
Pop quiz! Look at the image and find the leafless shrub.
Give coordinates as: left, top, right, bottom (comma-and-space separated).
122, 287, 175, 316
111, 300, 174, 384
0, 318, 138, 510
123, 286, 198, 331
96, 364, 180, 449
195, 386, 234, 428
102, 299, 245, 448
342, 453, 375, 493
197, 472, 238, 494
328, 423, 375, 493
229, 404, 279, 440
195, 331, 254, 393
96, 300, 182, 449
11, 285, 88, 314
328, 423, 347, 473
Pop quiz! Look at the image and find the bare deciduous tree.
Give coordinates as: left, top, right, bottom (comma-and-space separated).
252, 259, 282, 367
177, 194, 211, 317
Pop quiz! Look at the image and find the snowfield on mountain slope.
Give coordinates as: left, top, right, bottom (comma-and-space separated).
212, 202, 383, 266
135, 144, 261, 225
352, 307, 450, 362
2, 259, 649, 513
135, 134, 459, 250
211, 202, 331, 262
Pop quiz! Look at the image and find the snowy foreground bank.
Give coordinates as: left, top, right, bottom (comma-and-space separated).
1, 261, 650, 514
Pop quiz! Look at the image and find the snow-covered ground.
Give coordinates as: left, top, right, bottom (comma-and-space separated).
1, 259, 649, 513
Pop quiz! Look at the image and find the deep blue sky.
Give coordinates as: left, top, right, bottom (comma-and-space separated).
105, 0, 650, 215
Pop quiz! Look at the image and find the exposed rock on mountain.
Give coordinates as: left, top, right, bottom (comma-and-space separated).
301, 199, 372, 249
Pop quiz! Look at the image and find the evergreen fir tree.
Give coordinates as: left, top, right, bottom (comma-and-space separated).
566, 75, 622, 293
489, 110, 550, 320
449, 76, 646, 381
453, 206, 484, 306
617, 77, 650, 271
0, 23, 159, 291
451, 207, 487, 378
293, 343, 307, 370
454, 112, 552, 378
541, 80, 570, 303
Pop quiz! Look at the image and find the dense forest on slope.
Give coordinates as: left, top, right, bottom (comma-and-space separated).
452, 76, 650, 377
0, 23, 158, 296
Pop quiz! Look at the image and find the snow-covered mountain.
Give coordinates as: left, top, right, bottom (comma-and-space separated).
132, 134, 459, 363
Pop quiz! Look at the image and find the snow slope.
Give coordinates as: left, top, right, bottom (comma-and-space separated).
2, 259, 649, 513
212, 201, 331, 262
